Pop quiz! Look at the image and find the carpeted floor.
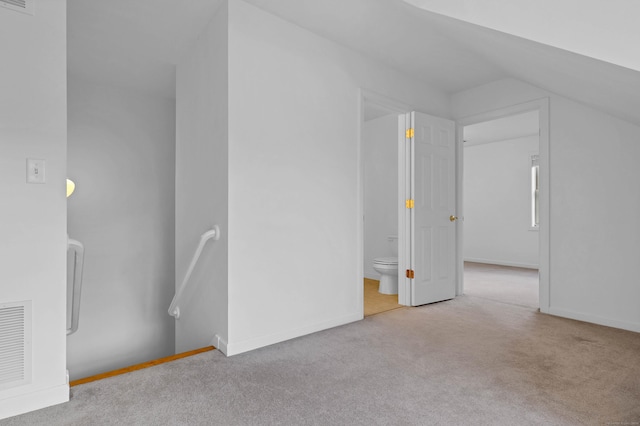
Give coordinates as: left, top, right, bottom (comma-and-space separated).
464, 261, 539, 309
4, 269, 640, 425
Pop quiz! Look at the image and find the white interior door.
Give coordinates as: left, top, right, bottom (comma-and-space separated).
402, 111, 457, 306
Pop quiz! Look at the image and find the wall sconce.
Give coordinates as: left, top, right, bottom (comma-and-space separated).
66, 178, 76, 198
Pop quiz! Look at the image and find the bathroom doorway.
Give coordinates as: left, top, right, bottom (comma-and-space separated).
359, 91, 460, 316
361, 92, 406, 316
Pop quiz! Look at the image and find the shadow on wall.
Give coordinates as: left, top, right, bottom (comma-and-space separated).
66, 76, 176, 380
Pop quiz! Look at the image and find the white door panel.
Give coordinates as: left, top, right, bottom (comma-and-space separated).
407, 112, 456, 306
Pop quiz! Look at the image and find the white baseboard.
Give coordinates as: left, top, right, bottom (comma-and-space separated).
225, 312, 362, 356
212, 334, 228, 356
0, 383, 69, 421
547, 307, 640, 334
464, 257, 539, 270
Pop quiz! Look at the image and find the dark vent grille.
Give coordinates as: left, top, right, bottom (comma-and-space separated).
0, 0, 33, 15
1, 0, 26, 8
0, 306, 25, 385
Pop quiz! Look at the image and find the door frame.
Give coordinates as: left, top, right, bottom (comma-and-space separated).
357, 89, 413, 313
398, 112, 411, 306
455, 98, 550, 312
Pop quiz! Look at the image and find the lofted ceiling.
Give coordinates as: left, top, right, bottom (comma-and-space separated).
412, 9, 640, 126
241, 0, 507, 93
67, 0, 223, 98
404, 0, 640, 73
67, 0, 640, 127
67, 0, 507, 99
244, 0, 640, 126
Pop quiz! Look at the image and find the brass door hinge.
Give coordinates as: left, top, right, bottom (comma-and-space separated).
406, 269, 415, 279
405, 128, 414, 139
405, 199, 414, 209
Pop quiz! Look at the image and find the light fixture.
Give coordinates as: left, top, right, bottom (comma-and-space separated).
66, 178, 76, 198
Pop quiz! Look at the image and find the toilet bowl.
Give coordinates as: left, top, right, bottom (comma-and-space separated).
373, 257, 399, 295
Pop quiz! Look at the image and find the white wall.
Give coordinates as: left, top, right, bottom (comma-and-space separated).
464, 135, 539, 268
0, 1, 69, 419
175, 2, 229, 353
363, 115, 399, 279
453, 78, 640, 333
225, 0, 450, 355
66, 77, 176, 380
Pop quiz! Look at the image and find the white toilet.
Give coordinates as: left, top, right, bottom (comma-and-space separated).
373, 236, 399, 295
373, 257, 399, 294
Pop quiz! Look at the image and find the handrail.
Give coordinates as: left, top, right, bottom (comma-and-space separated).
168, 225, 220, 319
67, 237, 85, 335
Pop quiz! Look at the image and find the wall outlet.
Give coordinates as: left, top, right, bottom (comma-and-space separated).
26, 159, 45, 184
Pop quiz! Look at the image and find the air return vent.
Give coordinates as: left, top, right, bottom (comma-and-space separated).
0, 0, 34, 16
0, 301, 31, 390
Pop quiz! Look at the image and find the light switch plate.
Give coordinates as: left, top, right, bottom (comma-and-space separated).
26, 159, 45, 184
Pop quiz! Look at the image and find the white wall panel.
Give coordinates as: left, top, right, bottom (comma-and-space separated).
226, 0, 450, 354
0, 0, 69, 418
463, 135, 539, 268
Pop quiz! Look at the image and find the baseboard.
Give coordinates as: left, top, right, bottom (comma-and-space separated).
464, 257, 539, 270
213, 334, 228, 356
547, 307, 640, 334
225, 312, 362, 356
69, 347, 216, 387
0, 383, 69, 421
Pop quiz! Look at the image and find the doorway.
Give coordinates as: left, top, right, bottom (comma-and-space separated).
361, 94, 405, 316
359, 90, 460, 315
463, 110, 540, 308
456, 99, 550, 311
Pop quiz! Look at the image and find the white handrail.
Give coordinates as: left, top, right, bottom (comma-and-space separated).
67, 237, 85, 335
168, 225, 220, 319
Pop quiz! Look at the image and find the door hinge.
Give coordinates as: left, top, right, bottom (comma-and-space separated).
405, 199, 414, 209
405, 128, 414, 139
406, 269, 415, 279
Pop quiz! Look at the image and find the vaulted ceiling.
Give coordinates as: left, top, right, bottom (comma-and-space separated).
67, 0, 223, 98
404, 0, 640, 73
67, 0, 640, 126
241, 0, 507, 93
414, 8, 640, 126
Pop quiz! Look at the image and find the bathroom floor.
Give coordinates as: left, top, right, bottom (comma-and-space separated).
363, 278, 403, 316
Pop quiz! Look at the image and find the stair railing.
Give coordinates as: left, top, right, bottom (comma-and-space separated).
67, 237, 85, 335
168, 225, 220, 319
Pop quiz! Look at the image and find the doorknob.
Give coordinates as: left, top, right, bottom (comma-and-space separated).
450, 215, 458, 222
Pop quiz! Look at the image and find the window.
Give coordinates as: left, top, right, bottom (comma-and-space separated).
531, 154, 539, 229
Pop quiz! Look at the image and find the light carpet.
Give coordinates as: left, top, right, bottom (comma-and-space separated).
464, 261, 539, 309
4, 294, 640, 425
